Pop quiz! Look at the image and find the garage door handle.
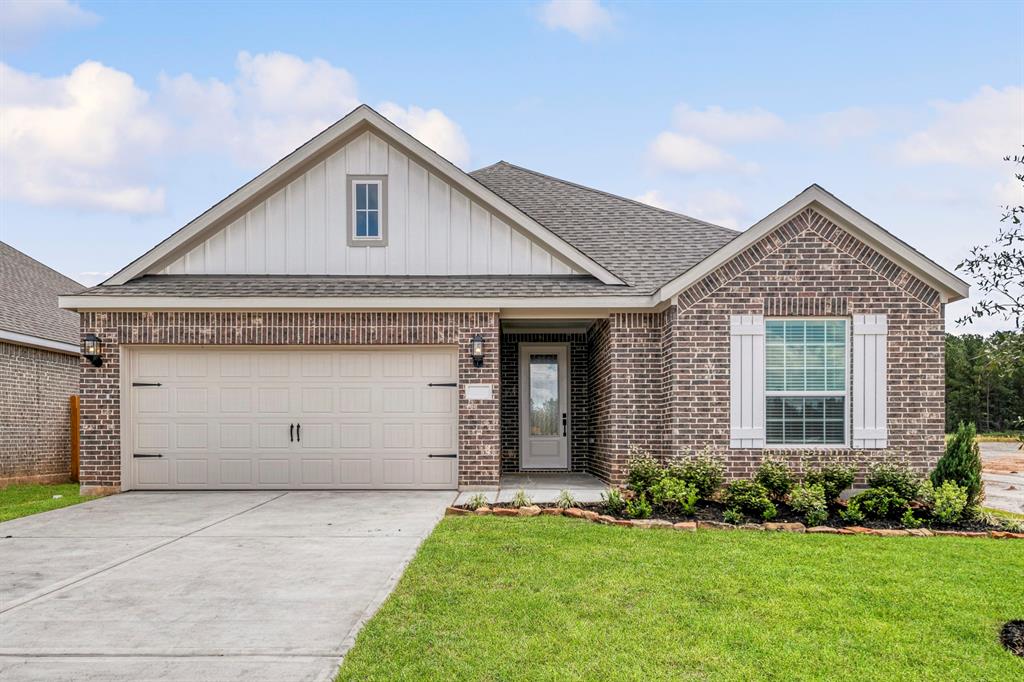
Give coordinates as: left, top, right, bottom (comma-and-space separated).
132, 382, 162, 387
289, 424, 294, 442
133, 453, 162, 458
296, 424, 301, 442
427, 382, 457, 387
428, 453, 458, 458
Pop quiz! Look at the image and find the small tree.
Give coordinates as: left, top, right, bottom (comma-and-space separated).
956, 151, 1024, 329
931, 422, 983, 507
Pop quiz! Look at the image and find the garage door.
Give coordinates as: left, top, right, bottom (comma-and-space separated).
128, 347, 458, 490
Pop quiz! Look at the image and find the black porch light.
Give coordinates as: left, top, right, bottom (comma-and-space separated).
470, 334, 485, 368
82, 333, 103, 367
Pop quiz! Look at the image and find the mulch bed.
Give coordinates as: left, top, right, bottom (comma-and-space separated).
1000, 620, 1024, 657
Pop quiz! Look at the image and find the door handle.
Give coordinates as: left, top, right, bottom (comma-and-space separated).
562, 413, 567, 437
289, 424, 294, 442
296, 424, 301, 442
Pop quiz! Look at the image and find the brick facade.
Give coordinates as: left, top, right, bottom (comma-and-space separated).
1, 342, 79, 485
77, 311, 500, 491
659, 207, 945, 482
500, 332, 589, 473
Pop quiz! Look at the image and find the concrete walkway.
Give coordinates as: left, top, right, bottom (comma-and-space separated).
0, 490, 454, 682
980, 442, 1024, 515
454, 472, 608, 506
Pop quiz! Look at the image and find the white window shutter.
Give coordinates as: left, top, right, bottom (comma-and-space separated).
852, 314, 888, 448
730, 315, 765, 448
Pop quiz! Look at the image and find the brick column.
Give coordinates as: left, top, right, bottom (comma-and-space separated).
456, 313, 501, 487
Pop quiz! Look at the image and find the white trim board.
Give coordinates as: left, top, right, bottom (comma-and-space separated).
106, 105, 622, 286
0, 329, 79, 355
657, 184, 969, 305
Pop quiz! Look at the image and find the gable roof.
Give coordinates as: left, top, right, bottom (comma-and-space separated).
470, 162, 739, 292
105, 105, 622, 286
0, 241, 83, 350
656, 184, 970, 304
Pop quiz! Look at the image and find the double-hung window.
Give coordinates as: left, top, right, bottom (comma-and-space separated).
349, 177, 386, 244
765, 319, 847, 446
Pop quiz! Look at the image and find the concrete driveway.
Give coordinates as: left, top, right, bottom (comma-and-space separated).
0, 490, 453, 682
980, 442, 1024, 515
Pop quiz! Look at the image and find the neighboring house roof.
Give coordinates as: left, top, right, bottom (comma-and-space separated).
0, 241, 83, 350
470, 161, 739, 292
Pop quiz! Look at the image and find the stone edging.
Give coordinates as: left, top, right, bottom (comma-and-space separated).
445, 506, 1024, 539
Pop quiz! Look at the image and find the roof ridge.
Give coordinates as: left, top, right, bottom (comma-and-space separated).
0, 240, 84, 289
473, 161, 739, 235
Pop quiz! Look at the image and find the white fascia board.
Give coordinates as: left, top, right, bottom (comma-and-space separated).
0, 329, 79, 355
59, 294, 657, 312
106, 105, 623, 287
655, 185, 970, 304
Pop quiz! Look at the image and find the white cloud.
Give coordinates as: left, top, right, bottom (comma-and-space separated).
159, 51, 360, 166
0, 61, 167, 213
814, 107, 881, 146
671, 104, 785, 141
0, 0, 98, 46
633, 188, 745, 229
77, 270, 114, 286
538, 0, 612, 40
633, 190, 672, 211
377, 103, 471, 167
648, 132, 757, 174
897, 86, 1023, 167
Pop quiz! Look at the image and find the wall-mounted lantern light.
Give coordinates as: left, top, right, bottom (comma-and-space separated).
82, 333, 103, 367
470, 334, 485, 368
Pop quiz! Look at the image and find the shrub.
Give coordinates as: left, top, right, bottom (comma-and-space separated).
839, 498, 865, 524
626, 447, 665, 497
901, 509, 924, 529
602, 488, 626, 516
465, 493, 489, 511
722, 480, 777, 520
866, 461, 920, 502
789, 483, 828, 527
555, 489, 577, 510
804, 464, 856, 504
754, 458, 795, 501
667, 449, 725, 500
931, 480, 969, 525
623, 493, 652, 519
916, 479, 936, 508
932, 422, 983, 507
648, 477, 698, 516
722, 508, 744, 524
510, 489, 533, 508
850, 487, 908, 520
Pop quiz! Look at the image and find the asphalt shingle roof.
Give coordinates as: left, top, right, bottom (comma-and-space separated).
75, 275, 630, 298
77, 162, 741, 300
0, 241, 83, 344
469, 161, 739, 292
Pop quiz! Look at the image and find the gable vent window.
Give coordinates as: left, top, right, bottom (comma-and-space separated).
764, 319, 847, 446
348, 176, 387, 245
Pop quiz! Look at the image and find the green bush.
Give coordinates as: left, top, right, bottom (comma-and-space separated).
555, 489, 577, 510
932, 422, 983, 507
722, 508, 744, 524
850, 487, 908, 520
666, 451, 725, 500
626, 448, 665, 497
789, 483, 829, 526
916, 479, 936, 507
602, 488, 626, 516
900, 509, 924, 529
866, 462, 920, 502
649, 477, 698, 516
723, 480, 777, 520
804, 464, 856, 504
839, 498, 865, 524
754, 458, 794, 501
623, 493, 652, 520
931, 480, 969, 525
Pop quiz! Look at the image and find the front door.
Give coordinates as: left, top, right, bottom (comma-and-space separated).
519, 344, 569, 469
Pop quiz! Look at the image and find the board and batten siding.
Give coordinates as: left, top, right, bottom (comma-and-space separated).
161, 131, 580, 277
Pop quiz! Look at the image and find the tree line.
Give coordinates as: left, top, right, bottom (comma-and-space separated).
946, 331, 1024, 433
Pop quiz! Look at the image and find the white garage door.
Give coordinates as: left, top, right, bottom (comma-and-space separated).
128, 347, 459, 490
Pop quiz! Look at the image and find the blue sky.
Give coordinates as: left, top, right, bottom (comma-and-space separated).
1, 0, 1021, 332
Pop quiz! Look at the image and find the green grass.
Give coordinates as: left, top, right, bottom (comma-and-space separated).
944, 431, 1023, 444
985, 507, 1024, 521
337, 516, 1024, 681
0, 483, 90, 522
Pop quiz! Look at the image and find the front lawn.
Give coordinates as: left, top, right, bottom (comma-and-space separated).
0, 483, 89, 522
337, 516, 1023, 681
